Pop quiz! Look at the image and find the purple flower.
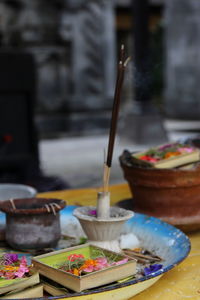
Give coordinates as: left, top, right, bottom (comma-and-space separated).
158, 143, 175, 150
4, 253, 18, 265
143, 264, 163, 276
88, 210, 97, 216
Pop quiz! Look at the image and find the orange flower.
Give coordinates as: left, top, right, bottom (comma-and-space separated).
86, 259, 96, 266
72, 268, 79, 276
79, 259, 98, 273
164, 151, 180, 159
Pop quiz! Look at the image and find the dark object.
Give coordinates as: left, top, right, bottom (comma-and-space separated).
119, 150, 200, 231
132, 0, 151, 109
0, 51, 39, 173
25, 174, 69, 193
0, 197, 66, 250
122, 150, 153, 168
0, 50, 69, 192
119, 1, 167, 145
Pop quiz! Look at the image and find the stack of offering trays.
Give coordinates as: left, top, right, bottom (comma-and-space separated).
132, 142, 200, 169
0, 273, 41, 299
32, 244, 136, 292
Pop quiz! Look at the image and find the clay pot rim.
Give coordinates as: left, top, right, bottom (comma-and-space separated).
0, 197, 66, 215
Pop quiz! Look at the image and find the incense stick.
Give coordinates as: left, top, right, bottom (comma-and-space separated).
106, 61, 123, 168
103, 49, 130, 193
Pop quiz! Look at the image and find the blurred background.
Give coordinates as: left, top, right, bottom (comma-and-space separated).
0, 0, 200, 191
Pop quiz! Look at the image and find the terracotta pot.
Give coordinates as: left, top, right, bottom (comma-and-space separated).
0, 198, 66, 250
119, 151, 200, 229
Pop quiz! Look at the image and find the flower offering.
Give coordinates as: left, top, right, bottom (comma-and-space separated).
0, 253, 29, 279
139, 143, 196, 162
133, 142, 200, 169
32, 244, 137, 292
58, 252, 128, 276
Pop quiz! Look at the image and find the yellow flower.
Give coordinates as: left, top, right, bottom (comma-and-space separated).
4, 266, 19, 271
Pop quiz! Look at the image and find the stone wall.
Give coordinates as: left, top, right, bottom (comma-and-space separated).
164, 0, 200, 119
0, 0, 116, 136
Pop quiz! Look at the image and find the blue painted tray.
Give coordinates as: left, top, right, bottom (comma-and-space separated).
56, 205, 191, 299
0, 206, 191, 299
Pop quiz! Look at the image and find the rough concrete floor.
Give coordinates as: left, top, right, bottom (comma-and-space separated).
39, 120, 200, 189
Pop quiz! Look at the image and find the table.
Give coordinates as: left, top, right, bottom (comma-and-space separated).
40, 183, 200, 300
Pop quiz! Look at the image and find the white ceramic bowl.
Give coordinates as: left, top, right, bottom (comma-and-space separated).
0, 184, 37, 201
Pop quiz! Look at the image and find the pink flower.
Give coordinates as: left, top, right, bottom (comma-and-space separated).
14, 256, 29, 278
88, 210, 97, 216
14, 265, 29, 278
96, 257, 108, 266
81, 265, 94, 273
20, 256, 28, 266
177, 147, 194, 153
112, 258, 128, 266
14, 266, 29, 278
94, 257, 109, 271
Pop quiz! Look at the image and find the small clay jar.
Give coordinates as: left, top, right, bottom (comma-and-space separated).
0, 198, 66, 250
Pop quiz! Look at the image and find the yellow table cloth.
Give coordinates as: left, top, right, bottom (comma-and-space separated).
40, 183, 200, 300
